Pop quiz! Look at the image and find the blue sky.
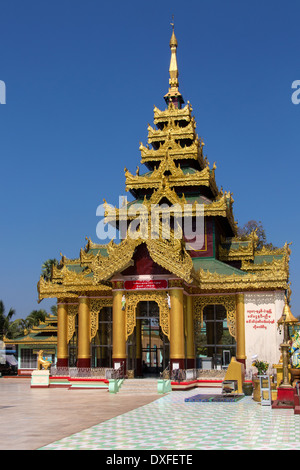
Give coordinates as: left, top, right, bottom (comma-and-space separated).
0, 0, 299, 320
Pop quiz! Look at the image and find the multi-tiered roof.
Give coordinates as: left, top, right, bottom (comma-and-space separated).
37, 27, 291, 302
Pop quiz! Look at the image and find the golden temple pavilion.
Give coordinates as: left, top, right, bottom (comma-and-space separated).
37, 27, 291, 377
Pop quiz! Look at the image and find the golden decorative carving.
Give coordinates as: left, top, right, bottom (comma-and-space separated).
194, 295, 236, 339
219, 230, 259, 261
241, 256, 289, 273
153, 102, 192, 124
90, 298, 113, 341
147, 119, 196, 144
140, 137, 204, 165
86, 207, 195, 284
67, 304, 78, 343
91, 238, 136, 283
147, 237, 194, 284
256, 242, 292, 257
106, 181, 235, 233
125, 152, 217, 195
124, 290, 170, 340
195, 267, 288, 292
37, 264, 112, 301
168, 279, 184, 288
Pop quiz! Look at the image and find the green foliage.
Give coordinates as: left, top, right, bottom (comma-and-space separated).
252, 359, 269, 375
41, 258, 59, 281
1, 303, 54, 339
0, 301, 16, 340
237, 219, 277, 250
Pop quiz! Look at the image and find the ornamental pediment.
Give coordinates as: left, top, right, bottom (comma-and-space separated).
147, 118, 196, 143
153, 102, 192, 124
139, 138, 204, 164
125, 153, 218, 195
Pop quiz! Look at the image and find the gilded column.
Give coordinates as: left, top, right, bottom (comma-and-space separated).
169, 288, 185, 370
236, 293, 246, 366
57, 301, 68, 368
136, 301, 142, 376
77, 297, 91, 368
185, 295, 195, 369
136, 318, 142, 377
112, 290, 126, 371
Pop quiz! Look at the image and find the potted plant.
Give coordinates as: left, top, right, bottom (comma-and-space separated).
251, 356, 269, 401
252, 358, 269, 376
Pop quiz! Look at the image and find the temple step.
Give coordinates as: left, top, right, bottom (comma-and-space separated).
118, 378, 160, 395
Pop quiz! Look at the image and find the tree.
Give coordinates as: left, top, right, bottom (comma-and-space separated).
237, 220, 276, 250
50, 304, 57, 316
25, 309, 47, 329
8, 318, 28, 338
41, 258, 59, 281
8, 309, 48, 339
0, 301, 16, 340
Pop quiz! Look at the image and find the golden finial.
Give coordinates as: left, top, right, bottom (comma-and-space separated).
170, 15, 177, 47
164, 16, 183, 107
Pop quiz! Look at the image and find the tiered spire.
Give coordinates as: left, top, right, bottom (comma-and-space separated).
119, 24, 239, 234
164, 23, 184, 108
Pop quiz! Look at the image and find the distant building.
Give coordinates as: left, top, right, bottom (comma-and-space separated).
5, 315, 57, 375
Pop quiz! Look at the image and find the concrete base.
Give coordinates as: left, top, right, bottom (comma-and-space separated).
31, 370, 50, 388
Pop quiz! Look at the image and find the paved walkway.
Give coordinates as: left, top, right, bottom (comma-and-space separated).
1, 378, 300, 450
0, 378, 159, 450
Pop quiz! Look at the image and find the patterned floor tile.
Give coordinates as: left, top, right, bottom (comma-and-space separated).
39, 387, 300, 450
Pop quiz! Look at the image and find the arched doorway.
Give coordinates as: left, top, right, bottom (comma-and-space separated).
127, 301, 170, 377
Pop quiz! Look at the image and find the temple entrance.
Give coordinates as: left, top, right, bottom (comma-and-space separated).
127, 301, 169, 377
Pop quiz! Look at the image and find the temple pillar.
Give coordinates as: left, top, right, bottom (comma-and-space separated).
135, 302, 142, 376
112, 290, 126, 371
57, 302, 68, 368
236, 293, 246, 367
77, 297, 91, 368
136, 318, 142, 377
169, 288, 185, 370
185, 295, 195, 369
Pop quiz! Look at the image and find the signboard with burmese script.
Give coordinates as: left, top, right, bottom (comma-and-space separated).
124, 279, 168, 290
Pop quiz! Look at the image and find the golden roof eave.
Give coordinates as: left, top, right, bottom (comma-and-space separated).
125, 160, 218, 195
147, 119, 196, 144
37, 270, 112, 301
153, 102, 192, 124
219, 230, 259, 261
104, 187, 236, 234
4, 335, 57, 345
194, 267, 289, 292
140, 139, 204, 165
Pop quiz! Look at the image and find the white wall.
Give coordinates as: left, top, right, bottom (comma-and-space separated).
244, 291, 285, 373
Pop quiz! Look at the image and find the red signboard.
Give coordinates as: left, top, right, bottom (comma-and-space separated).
124, 279, 168, 290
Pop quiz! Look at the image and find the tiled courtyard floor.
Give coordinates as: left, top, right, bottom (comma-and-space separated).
40, 387, 300, 451
1, 378, 300, 450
